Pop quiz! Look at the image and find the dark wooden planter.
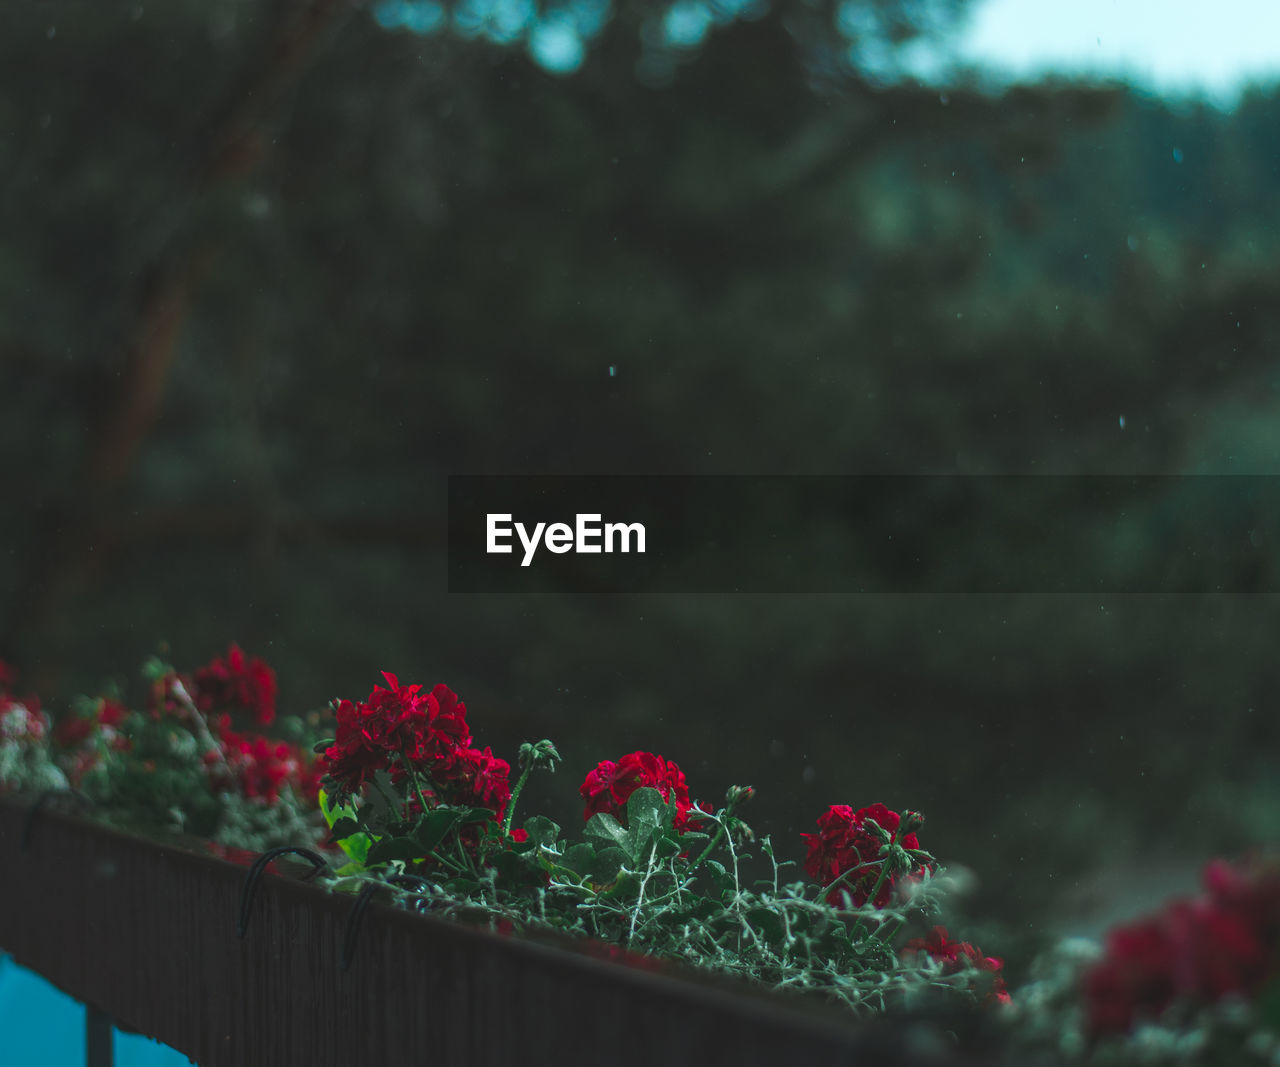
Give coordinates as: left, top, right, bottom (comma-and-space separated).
0, 795, 1007, 1066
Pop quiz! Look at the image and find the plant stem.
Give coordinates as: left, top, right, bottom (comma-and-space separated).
429, 849, 466, 875
455, 833, 479, 878
399, 750, 432, 819
502, 759, 535, 838
683, 793, 742, 879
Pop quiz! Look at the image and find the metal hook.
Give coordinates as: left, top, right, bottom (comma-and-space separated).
21, 788, 93, 853
386, 873, 431, 893
339, 874, 434, 970
340, 881, 381, 973
235, 846, 327, 939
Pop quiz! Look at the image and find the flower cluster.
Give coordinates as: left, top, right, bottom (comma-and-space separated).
50, 649, 320, 813
54, 696, 130, 750
208, 728, 323, 805
903, 925, 1012, 1006
322, 673, 518, 825
1085, 855, 1280, 1034
579, 751, 708, 833
53, 696, 132, 785
144, 643, 277, 728
0, 661, 68, 792
191, 643, 277, 726
0, 689, 47, 745
802, 803, 934, 907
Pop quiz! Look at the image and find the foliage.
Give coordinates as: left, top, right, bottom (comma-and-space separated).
27, 647, 326, 850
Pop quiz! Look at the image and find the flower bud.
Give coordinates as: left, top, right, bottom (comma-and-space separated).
900, 810, 926, 834
518, 738, 562, 772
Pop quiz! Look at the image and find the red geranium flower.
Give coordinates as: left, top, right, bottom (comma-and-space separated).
208, 729, 320, 805
54, 716, 94, 749
1085, 856, 1280, 1035
580, 751, 707, 833
801, 803, 932, 907
902, 925, 1012, 1006
323, 675, 471, 797
430, 745, 514, 818
192, 643, 277, 726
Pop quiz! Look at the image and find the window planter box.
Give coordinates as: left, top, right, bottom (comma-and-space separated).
0, 795, 974, 1067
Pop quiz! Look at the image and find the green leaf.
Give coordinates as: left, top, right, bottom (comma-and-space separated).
625, 786, 672, 837
653, 830, 683, 860
339, 832, 372, 868
486, 849, 538, 887
685, 897, 721, 922
704, 859, 735, 896
584, 812, 632, 854
522, 815, 560, 848
411, 808, 464, 854
443, 876, 483, 897
599, 869, 640, 900
589, 846, 627, 885
746, 907, 786, 944
558, 842, 596, 876
363, 771, 400, 823
430, 804, 499, 826
318, 788, 346, 830
329, 816, 362, 841
365, 835, 427, 867
312, 737, 335, 754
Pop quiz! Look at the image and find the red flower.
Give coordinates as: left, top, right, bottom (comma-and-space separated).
902, 925, 1011, 1006
430, 745, 514, 817
192, 643, 277, 726
54, 716, 94, 748
54, 698, 131, 750
0, 698, 47, 743
1085, 856, 1280, 1034
323, 675, 471, 797
1086, 916, 1181, 1033
580, 751, 707, 833
97, 698, 128, 730
208, 729, 319, 805
801, 803, 932, 907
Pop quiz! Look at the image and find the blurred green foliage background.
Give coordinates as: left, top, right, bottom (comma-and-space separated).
4, 0, 1280, 976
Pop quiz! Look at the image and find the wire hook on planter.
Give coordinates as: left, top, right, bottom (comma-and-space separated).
387, 873, 432, 894
340, 874, 434, 971
341, 881, 380, 973
236, 846, 328, 939
21, 788, 94, 853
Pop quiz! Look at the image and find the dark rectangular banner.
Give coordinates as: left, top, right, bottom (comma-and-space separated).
447, 475, 1280, 594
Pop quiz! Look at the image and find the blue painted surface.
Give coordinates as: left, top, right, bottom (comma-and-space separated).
0, 955, 191, 1066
